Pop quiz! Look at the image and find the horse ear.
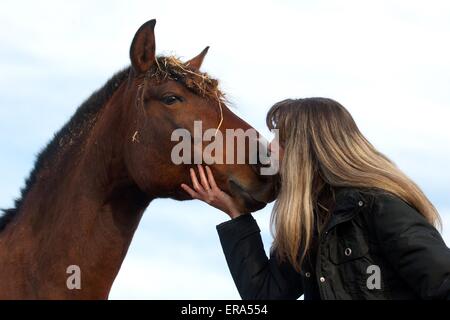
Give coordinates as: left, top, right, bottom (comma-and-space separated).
186, 46, 210, 71
130, 19, 156, 74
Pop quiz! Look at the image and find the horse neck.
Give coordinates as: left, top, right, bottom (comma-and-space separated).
0, 83, 152, 299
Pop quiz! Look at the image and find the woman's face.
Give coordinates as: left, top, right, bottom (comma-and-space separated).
269, 138, 284, 163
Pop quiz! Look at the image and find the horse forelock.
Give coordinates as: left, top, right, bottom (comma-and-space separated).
147, 55, 227, 104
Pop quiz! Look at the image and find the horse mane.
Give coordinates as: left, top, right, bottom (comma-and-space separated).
0, 56, 225, 232
0, 66, 132, 232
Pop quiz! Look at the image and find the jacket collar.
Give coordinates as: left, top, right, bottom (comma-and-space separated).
334, 187, 364, 213
323, 187, 368, 234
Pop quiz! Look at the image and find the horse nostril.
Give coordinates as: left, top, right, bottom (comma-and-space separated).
250, 159, 273, 177
249, 139, 273, 176
250, 162, 261, 174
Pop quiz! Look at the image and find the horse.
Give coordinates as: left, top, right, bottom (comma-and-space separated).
0, 19, 276, 299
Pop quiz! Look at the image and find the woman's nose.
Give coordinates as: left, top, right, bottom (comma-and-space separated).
268, 140, 274, 153
268, 139, 278, 154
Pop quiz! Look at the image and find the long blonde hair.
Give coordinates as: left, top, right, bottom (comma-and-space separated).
266, 97, 441, 272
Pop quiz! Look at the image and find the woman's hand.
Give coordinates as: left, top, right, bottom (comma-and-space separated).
181, 165, 241, 219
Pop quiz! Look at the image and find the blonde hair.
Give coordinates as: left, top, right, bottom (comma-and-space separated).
266, 98, 441, 272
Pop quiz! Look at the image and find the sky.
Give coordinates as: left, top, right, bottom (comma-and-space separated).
0, 0, 449, 299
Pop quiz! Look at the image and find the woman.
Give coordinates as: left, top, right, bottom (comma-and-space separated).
181, 97, 450, 300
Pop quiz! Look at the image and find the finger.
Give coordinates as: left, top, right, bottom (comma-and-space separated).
197, 165, 211, 190
190, 168, 204, 193
205, 166, 218, 189
181, 183, 198, 199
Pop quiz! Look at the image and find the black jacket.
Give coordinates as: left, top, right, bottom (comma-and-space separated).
216, 187, 450, 300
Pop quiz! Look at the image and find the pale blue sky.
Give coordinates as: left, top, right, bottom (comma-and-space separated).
1, 0, 449, 299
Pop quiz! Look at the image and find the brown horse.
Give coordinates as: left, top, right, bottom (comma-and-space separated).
0, 19, 276, 299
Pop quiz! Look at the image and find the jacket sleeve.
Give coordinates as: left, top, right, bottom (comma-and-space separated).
371, 193, 450, 299
216, 214, 304, 300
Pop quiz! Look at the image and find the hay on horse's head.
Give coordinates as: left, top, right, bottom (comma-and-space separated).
148, 56, 226, 104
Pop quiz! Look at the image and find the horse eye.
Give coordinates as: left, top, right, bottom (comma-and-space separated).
161, 95, 182, 105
